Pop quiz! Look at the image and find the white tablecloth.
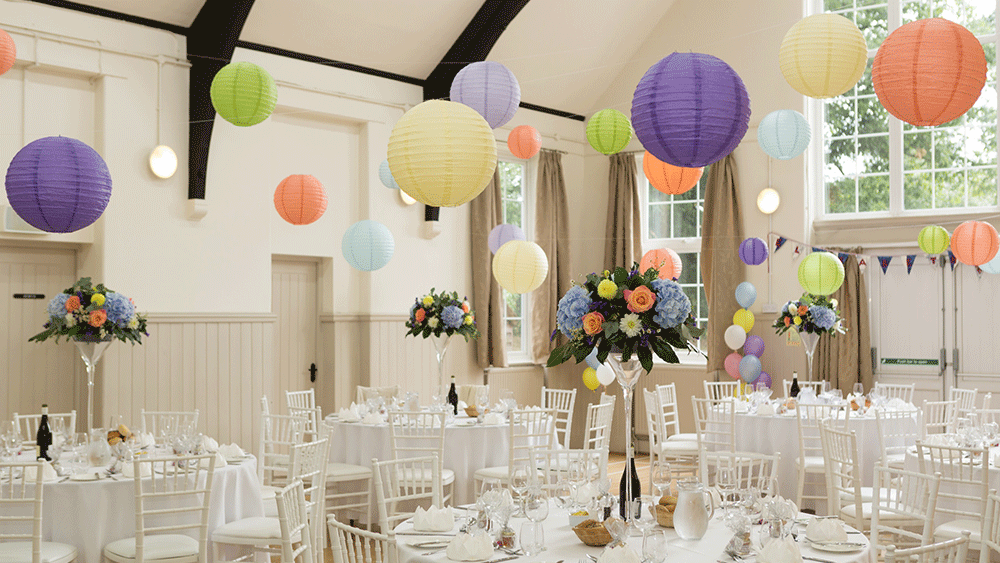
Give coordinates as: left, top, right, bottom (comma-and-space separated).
327, 416, 511, 504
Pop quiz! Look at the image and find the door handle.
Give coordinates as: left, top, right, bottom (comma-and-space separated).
309, 363, 317, 383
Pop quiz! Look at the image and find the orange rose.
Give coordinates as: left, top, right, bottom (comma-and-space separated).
627, 285, 656, 313
65, 295, 81, 312
582, 311, 604, 335
797, 305, 809, 315
784, 316, 791, 327
414, 308, 426, 322
461, 301, 470, 313
88, 309, 107, 327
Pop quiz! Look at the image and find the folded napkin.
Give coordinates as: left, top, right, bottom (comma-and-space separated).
201, 435, 220, 453
598, 544, 641, 563
446, 531, 493, 562
734, 401, 750, 413
338, 404, 362, 422
574, 482, 598, 504
413, 505, 455, 532
218, 443, 246, 459
885, 398, 915, 411
757, 535, 801, 563
757, 403, 776, 416
137, 432, 156, 449
458, 400, 469, 410
483, 412, 505, 425
211, 451, 228, 468
24, 461, 59, 483
806, 518, 848, 543
361, 412, 386, 425
122, 462, 153, 479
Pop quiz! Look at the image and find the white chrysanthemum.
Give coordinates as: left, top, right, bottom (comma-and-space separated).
621, 313, 642, 337
127, 316, 139, 329
64, 313, 75, 327
428, 317, 439, 329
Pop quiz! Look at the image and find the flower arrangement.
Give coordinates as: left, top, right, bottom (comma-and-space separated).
405, 288, 480, 341
29, 277, 148, 344
547, 264, 703, 373
772, 293, 844, 336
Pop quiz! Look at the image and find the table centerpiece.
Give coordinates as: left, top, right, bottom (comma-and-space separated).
405, 288, 479, 395
772, 293, 844, 382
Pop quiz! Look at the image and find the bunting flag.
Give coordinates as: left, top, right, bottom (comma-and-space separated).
792, 246, 801, 261
977, 266, 984, 277
837, 252, 850, 265
929, 256, 938, 265
812, 247, 823, 253
858, 258, 867, 275
906, 255, 916, 274
775, 237, 787, 252
948, 250, 957, 271
878, 256, 892, 273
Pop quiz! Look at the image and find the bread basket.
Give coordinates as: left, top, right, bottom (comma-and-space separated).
464, 406, 479, 418
572, 519, 612, 547
655, 495, 677, 528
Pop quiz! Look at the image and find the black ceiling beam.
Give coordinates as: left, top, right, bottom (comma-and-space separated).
237, 40, 424, 86
186, 0, 257, 200
26, 0, 188, 35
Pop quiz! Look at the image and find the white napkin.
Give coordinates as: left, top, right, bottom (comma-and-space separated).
483, 412, 505, 425
211, 451, 228, 468
885, 398, 915, 411
757, 403, 776, 416
806, 518, 848, 542
413, 505, 455, 532
598, 545, 641, 563
458, 400, 469, 410
24, 461, 59, 482
734, 401, 750, 413
574, 482, 598, 504
338, 404, 361, 422
122, 462, 153, 479
201, 435, 220, 453
361, 412, 385, 425
446, 532, 493, 562
758, 535, 802, 563
137, 432, 156, 449
218, 443, 246, 459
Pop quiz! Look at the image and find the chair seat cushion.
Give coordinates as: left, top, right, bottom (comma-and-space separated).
666, 433, 697, 442
0, 542, 77, 563
104, 534, 199, 561
327, 463, 370, 480
657, 441, 699, 455
212, 517, 283, 543
935, 520, 982, 546
796, 456, 826, 470
475, 466, 509, 481
396, 466, 455, 485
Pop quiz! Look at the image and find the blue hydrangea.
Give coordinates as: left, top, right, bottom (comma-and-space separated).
47, 294, 69, 318
557, 285, 592, 337
441, 305, 464, 329
810, 306, 836, 330
650, 279, 691, 328
104, 292, 135, 326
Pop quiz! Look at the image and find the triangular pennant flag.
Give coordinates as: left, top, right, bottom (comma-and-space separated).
929, 256, 938, 265
906, 255, 916, 274
812, 247, 823, 254
792, 246, 801, 261
977, 266, 983, 277
948, 250, 957, 271
775, 237, 787, 252
878, 256, 892, 274
858, 258, 867, 275
838, 252, 849, 265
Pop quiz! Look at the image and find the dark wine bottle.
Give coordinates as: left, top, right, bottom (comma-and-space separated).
618, 457, 641, 519
36, 404, 52, 461
447, 376, 459, 415
790, 371, 800, 398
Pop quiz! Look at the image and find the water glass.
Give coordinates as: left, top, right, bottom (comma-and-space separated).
853, 383, 864, 397
475, 389, 489, 414
553, 478, 574, 510
716, 467, 737, 513
632, 495, 658, 534
519, 521, 544, 556
524, 487, 549, 522
651, 461, 672, 497
642, 530, 669, 563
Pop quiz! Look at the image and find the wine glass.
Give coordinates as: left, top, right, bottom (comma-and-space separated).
642, 529, 669, 563
632, 495, 658, 537
0, 421, 17, 461
553, 478, 574, 511
519, 521, 544, 556
475, 389, 489, 416
524, 487, 549, 522
510, 464, 531, 515
716, 467, 737, 515
651, 461, 672, 498
853, 382, 864, 397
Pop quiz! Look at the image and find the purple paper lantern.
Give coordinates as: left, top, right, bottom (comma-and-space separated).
756, 372, 772, 389
5, 136, 112, 233
632, 52, 751, 168
739, 237, 768, 265
450, 61, 520, 129
488, 223, 526, 254
744, 335, 765, 358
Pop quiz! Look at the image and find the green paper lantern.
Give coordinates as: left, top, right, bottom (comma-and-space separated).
918, 225, 950, 255
798, 251, 845, 296
210, 62, 278, 127
586, 109, 632, 155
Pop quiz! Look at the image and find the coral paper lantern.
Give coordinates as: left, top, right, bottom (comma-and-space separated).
642, 151, 703, 196
779, 13, 867, 99
488, 223, 526, 254
873, 18, 986, 127
586, 109, 632, 155
798, 251, 845, 296
918, 225, 950, 255
450, 61, 520, 129
274, 174, 327, 225
0, 29, 15, 76
632, 52, 751, 168
640, 248, 683, 280
492, 240, 548, 294
378, 160, 399, 190
950, 220, 999, 266
5, 136, 112, 233
210, 62, 278, 127
507, 125, 542, 159
739, 237, 768, 266
388, 100, 498, 207
757, 110, 811, 160
342, 220, 394, 272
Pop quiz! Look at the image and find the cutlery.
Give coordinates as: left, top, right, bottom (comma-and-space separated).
396, 532, 458, 536
803, 557, 836, 563
488, 556, 520, 563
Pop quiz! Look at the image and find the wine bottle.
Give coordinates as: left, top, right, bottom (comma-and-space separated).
618, 457, 641, 519
447, 375, 459, 415
790, 371, 800, 398
36, 404, 52, 461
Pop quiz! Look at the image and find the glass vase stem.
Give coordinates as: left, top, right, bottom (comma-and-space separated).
799, 330, 820, 382
607, 353, 643, 529
432, 334, 453, 396
74, 339, 111, 432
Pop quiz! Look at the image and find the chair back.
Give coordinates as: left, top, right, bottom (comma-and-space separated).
600, 393, 615, 405
12, 410, 77, 446
139, 409, 200, 445
583, 399, 615, 452
874, 409, 917, 465
258, 413, 306, 487
508, 408, 556, 474
132, 454, 215, 563
328, 514, 397, 563
922, 400, 958, 436
915, 441, 990, 524
388, 411, 447, 486
691, 397, 735, 480
949, 387, 977, 418
0, 461, 45, 563
782, 380, 824, 398
798, 403, 850, 466
886, 531, 970, 563
530, 447, 608, 492
275, 480, 314, 563
290, 437, 330, 562
703, 381, 740, 401
457, 385, 489, 406
820, 421, 865, 531
286, 389, 321, 438
870, 464, 941, 552
978, 408, 1000, 428
980, 490, 1000, 563
356, 385, 402, 405
542, 387, 577, 449
875, 382, 916, 404
700, 451, 780, 490
643, 389, 663, 457
654, 383, 684, 439
372, 454, 442, 532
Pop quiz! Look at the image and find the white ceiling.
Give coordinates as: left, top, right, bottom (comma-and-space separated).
65, 0, 204, 27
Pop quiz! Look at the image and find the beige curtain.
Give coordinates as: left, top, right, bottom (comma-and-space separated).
469, 168, 507, 368
815, 249, 873, 393
532, 150, 571, 362
604, 153, 641, 269
700, 154, 744, 379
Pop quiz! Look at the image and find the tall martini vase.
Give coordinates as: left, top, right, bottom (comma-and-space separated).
74, 336, 112, 432
432, 334, 453, 398
606, 352, 644, 530
798, 330, 820, 382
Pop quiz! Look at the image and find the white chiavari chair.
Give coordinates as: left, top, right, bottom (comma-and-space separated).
875, 382, 916, 404
979, 490, 1000, 563
821, 421, 870, 532
869, 464, 941, 555
388, 411, 454, 505
215, 480, 313, 563
474, 408, 555, 491
949, 387, 978, 419
530, 447, 608, 493
457, 385, 488, 407
319, 421, 373, 528
328, 514, 397, 563
644, 389, 697, 486
703, 380, 741, 401
356, 386, 402, 405
984, 393, 995, 410
701, 451, 780, 491
655, 383, 697, 442
285, 389, 322, 439
139, 409, 199, 446
691, 397, 735, 483
12, 411, 77, 447
922, 400, 959, 437
875, 409, 915, 470
885, 531, 970, 563
0, 460, 78, 563
795, 403, 851, 513
542, 387, 577, 449
582, 398, 615, 452
372, 454, 442, 533
600, 393, 615, 405
916, 441, 990, 549
782, 379, 824, 398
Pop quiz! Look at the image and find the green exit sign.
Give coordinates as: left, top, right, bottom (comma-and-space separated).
881, 358, 939, 366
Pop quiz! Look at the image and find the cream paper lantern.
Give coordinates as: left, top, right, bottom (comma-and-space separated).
492, 240, 548, 294
779, 13, 868, 99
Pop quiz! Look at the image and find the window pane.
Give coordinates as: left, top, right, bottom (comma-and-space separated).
647, 203, 671, 239
859, 135, 889, 173
859, 175, 890, 211
935, 170, 966, 208
678, 253, 699, 284
968, 167, 999, 206
827, 138, 858, 177
933, 129, 964, 169
825, 98, 857, 138
505, 320, 522, 353
504, 290, 522, 317
504, 201, 522, 227
649, 184, 669, 203
857, 5, 889, 48
826, 177, 858, 214
857, 98, 889, 134
825, 0, 852, 11
673, 202, 699, 238
904, 131, 932, 170
904, 171, 934, 210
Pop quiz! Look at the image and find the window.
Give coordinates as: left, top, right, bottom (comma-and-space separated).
498, 159, 533, 362
820, 0, 999, 219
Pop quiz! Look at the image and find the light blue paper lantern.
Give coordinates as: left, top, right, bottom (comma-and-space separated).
735, 282, 757, 309
757, 110, 811, 160
982, 251, 1000, 274
378, 159, 399, 189
342, 220, 394, 271
739, 354, 762, 383
450, 61, 520, 129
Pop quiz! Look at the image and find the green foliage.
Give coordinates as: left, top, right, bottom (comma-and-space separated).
405, 288, 480, 342
28, 277, 148, 345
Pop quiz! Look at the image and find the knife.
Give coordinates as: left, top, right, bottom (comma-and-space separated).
803, 557, 836, 563
488, 556, 520, 563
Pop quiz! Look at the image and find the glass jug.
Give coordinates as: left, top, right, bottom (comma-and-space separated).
673, 478, 715, 540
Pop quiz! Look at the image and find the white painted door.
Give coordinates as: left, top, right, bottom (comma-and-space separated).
271, 259, 318, 414
0, 246, 77, 425
955, 265, 1000, 398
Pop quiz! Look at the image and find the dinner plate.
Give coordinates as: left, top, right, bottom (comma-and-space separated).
225, 455, 252, 463
407, 539, 451, 549
452, 420, 476, 427
69, 472, 103, 481
807, 540, 865, 553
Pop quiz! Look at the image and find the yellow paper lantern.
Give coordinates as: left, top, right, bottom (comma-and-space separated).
779, 13, 868, 99
387, 100, 497, 207
733, 309, 755, 332
492, 240, 548, 294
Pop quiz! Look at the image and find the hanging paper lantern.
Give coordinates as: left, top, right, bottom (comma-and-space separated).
450, 61, 520, 129
388, 100, 497, 207
733, 309, 755, 332
492, 240, 548, 294
643, 151, 703, 196
274, 174, 327, 225
724, 325, 747, 350
586, 109, 632, 155
5, 136, 112, 233
873, 18, 986, 127
757, 372, 772, 389
744, 335, 765, 358
0, 29, 15, 76
779, 13, 867, 99
950, 220, 999, 266
378, 160, 399, 190
582, 367, 600, 391
739, 355, 762, 384
981, 251, 1000, 275
798, 251, 845, 295
918, 225, 950, 255
735, 282, 757, 309
757, 110, 811, 160
507, 125, 541, 159
342, 220, 394, 272
739, 237, 768, 266
596, 364, 615, 386
640, 248, 683, 280
632, 52, 751, 168
724, 352, 742, 379
210, 62, 278, 127
488, 224, 526, 254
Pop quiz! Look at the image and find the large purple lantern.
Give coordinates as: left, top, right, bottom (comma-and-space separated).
631, 53, 751, 168
488, 223, 526, 254
5, 136, 112, 233
450, 61, 520, 129
739, 237, 769, 266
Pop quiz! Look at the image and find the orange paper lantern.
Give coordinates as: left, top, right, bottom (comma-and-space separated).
507, 125, 542, 159
872, 18, 986, 127
950, 220, 999, 266
643, 151, 703, 196
640, 248, 683, 280
274, 174, 328, 225
0, 29, 14, 76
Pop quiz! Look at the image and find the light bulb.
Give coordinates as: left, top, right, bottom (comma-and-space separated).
149, 145, 178, 179
757, 188, 780, 214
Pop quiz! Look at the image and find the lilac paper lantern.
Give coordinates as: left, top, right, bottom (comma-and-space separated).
744, 335, 765, 358
739, 237, 768, 265
5, 136, 112, 233
488, 223, 526, 254
450, 62, 520, 129
632, 52, 751, 168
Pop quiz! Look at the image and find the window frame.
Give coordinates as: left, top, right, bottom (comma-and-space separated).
496, 151, 537, 365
